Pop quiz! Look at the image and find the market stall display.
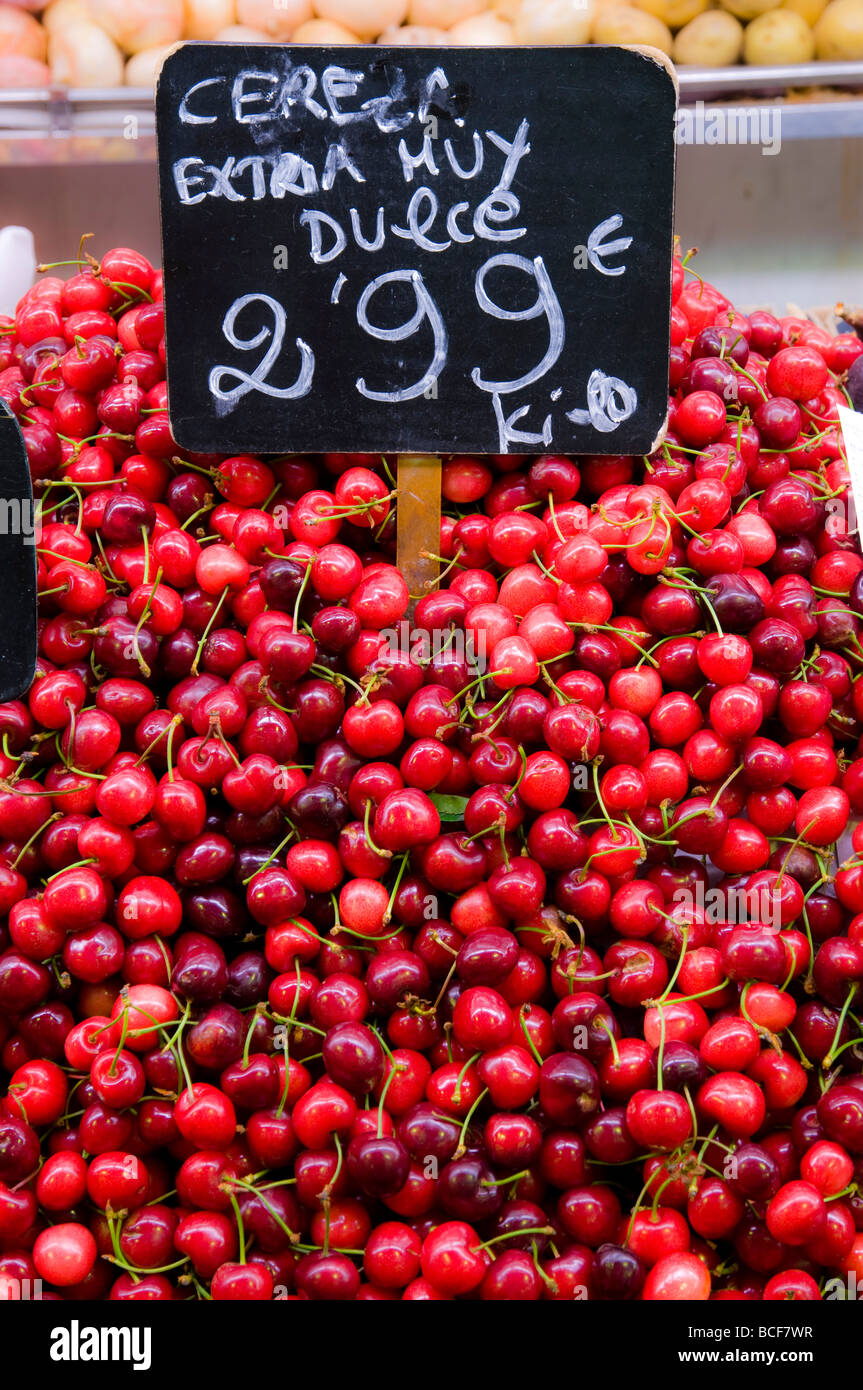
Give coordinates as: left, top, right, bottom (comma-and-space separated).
0, 11, 862, 1327
1, 211, 863, 1300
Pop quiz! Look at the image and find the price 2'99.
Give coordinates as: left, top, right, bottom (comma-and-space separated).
207, 251, 638, 444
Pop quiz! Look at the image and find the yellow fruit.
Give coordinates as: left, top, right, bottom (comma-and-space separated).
814, 0, 863, 56
88, 0, 184, 53
184, 0, 236, 39
0, 55, 51, 86
409, 0, 489, 24
213, 23, 269, 38
720, 0, 782, 21
42, 1, 92, 35
513, 0, 595, 43
632, 0, 708, 30
743, 6, 815, 58
673, 8, 744, 61
378, 22, 449, 39
49, 20, 124, 85
291, 17, 362, 37
592, 2, 674, 49
312, 0, 408, 40
125, 43, 174, 87
236, 0, 312, 36
448, 11, 514, 37
0, 6, 47, 62
782, 0, 828, 25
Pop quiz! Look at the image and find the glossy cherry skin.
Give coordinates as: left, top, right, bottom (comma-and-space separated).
421, 1222, 487, 1295
626, 1090, 693, 1150
295, 1252, 361, 1301
557, 1186, 621, 1248
766, 1181, 827, 1246
643, 1252, 711, 1300
593, 1243, 645, 1300
33, 1223, 98, 1287
211, 1262, 274, 1301
697, 1072, 766, 1138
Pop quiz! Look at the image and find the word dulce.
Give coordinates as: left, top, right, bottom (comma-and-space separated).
156, 44, 675, 456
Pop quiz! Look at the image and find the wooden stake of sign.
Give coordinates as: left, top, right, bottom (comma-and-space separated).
396, 456, 442, 618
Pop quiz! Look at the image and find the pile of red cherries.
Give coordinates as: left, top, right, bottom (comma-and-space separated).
1, 244, 863, 1301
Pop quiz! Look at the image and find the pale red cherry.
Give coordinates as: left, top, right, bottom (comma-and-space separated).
642, 1251, 711, 1300
490, 635, 540, 690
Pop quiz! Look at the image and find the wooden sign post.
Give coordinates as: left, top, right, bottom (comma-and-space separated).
155, 43, 677, 592
395, 453, 442, 614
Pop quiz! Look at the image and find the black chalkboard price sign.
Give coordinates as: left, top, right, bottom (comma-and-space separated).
156, 43, 676, 457
0, 402, 37, 701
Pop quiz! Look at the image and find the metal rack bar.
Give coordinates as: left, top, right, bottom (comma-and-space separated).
0, 63, 861, 160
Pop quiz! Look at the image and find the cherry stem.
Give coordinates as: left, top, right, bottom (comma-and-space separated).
530, 1240, 558, 1291
479, 1226, 554, 1252
650, 1166, 683, 1218
825, 1182, 858, 1203
242, 822, 298, 883
823, 983, 860, 1069
820, 1031, 863, 1067
12, 811, 61, 869
456, 1085, 489, 1156
242, 1009, 260, 1069
695, 1123, 720, 1167
531, 549, 562, 585
362, 798, 390, 860
519, 1011, 544, 1069
784, 1026, 814, 1069
134, 712, 182, 769
596, 1016, 620, 1066
226, 1191, 248, 1264
430, 956, 459, 1015
292, 560, 312, 630
655, 1002, 668, 1093
181, 501, 214, 532
190, 588, 229, 676
592, 760, 615, 832
165, 715, 179, 783
547, 493, 565, 543
44, 856, 96, 882
275, 1040, 292, 1118
452, 1051, 482, 1106
376, 1064, 399, 1138
482, 1167, 531, 1189
384, 851, 410, 924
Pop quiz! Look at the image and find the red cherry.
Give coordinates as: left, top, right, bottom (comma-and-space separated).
766, 1180, 827, 1246
6, 1058, 68, 1126
643, 1251, 711, 1300
625, 1089, 693, 1151
421, 1221, 487, 1295
33, 1222, 97, 1287
697, 1072, 766, 1137
174, 1083, 237, 1150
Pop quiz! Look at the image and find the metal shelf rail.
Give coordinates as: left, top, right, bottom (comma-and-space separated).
0, 62, 861, 162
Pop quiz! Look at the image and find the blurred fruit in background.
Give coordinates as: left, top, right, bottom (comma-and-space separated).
0, 0, 862, 88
